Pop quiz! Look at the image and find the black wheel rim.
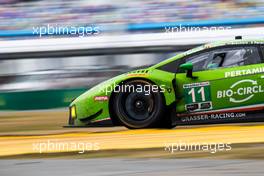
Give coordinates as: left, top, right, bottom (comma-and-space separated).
122, 92, 155, 121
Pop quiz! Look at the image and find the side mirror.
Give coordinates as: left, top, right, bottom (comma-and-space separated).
179, 62, 197, 78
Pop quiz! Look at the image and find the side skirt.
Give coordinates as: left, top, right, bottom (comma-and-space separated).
172, 107, 264, 126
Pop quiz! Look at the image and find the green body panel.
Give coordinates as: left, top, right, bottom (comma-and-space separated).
70, 39, 264, 125
176, 63, 264, 113
211, 72, 264, 109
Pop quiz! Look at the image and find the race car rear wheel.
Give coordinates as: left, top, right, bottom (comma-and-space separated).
112, 80, 165, 129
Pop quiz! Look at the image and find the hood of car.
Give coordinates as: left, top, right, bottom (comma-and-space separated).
70, 68, 153, 107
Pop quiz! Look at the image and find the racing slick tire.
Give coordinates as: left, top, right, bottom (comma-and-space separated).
112, 80, 167, 129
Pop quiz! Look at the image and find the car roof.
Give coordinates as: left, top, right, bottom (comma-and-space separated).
184, 39, 264, 56
152, 39, 264, 69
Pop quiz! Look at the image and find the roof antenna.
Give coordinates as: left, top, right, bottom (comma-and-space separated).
235, 36, 242, 40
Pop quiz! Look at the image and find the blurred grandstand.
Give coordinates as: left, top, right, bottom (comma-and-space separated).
0, 0, 263, 35
0, 0, 263, 110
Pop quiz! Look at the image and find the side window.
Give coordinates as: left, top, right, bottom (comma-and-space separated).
158, 57, 184, 73
186, 46, 261, 72
185, 52, 211, 72
209, 46, 261, 68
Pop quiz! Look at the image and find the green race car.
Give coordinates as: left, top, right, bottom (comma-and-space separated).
69, 39, 264, 129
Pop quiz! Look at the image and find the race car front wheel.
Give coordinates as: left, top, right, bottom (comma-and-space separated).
113, 80, 165, 129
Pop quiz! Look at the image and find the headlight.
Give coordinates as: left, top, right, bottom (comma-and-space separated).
70, 105, 77, 119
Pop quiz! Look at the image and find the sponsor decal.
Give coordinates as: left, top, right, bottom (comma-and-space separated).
183, 82, 209, 89
180, 112, 246, 122
225, 67, 264, 78
217, 79, 264, 103
183, 82, 212, 112
94, 96, 109, 101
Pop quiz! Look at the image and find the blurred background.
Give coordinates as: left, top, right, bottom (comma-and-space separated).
0, 0, 263, 110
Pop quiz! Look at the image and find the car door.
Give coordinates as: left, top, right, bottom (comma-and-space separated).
175, 45, 264, 117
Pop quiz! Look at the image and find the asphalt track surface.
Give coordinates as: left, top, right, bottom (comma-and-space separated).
1, 111, 264, 176
0, 159, 264, 176
1, 123, 264, 157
